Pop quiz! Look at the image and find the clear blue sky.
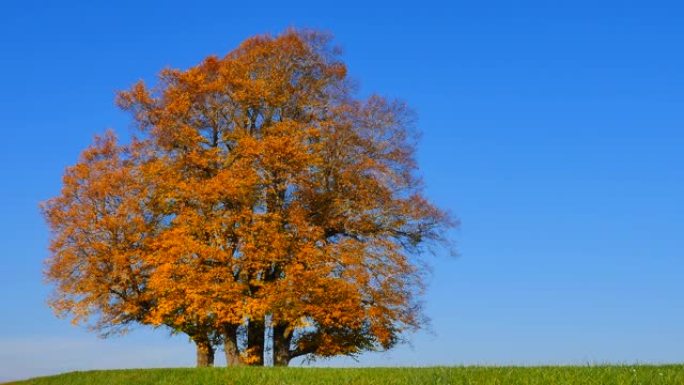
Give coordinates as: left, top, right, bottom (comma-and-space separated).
1, 0, 683, 381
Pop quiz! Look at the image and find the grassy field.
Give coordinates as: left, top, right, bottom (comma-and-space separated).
6, 366, 684, 385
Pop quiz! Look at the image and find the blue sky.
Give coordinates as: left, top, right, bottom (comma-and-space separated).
1, 0, 683, 381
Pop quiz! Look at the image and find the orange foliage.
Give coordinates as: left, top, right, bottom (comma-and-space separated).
43, 29, 453, 367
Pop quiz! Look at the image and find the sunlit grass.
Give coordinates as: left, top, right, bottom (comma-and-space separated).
7, 365, 684, 385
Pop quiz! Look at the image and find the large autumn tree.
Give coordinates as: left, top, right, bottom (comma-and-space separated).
42, 29, 453, 367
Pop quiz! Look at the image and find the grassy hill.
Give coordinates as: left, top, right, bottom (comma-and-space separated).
5, 366, 684, 385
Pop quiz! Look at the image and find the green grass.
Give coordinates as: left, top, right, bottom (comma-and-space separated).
6, 366, 684, 385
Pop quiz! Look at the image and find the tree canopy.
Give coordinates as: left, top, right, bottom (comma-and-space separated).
42, 29, 453, 367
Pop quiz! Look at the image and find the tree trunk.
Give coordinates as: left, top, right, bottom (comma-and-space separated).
247, 319, 265, 366
195, 337, 215, 367
223, 324, 242, 367
272, 323, 291, 366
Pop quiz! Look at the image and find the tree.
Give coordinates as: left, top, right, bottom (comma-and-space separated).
43, 29, 453, 367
